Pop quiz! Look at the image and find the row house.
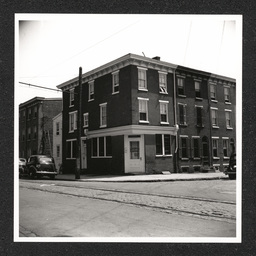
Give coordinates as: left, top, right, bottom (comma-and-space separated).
57, 53, 236, 175
175, 66, 236, 173
19, 97, 62, 159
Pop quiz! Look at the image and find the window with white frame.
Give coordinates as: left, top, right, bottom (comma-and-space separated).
138, 98, 149, 122
112, 70, 119, 94
195, 80, 201, 98
100, 103, 107, 127
69, 111, 77, 132
224, 86, 231, 103
138, 67, 147, 90
156, 134, 172, 156
159, 72, 167, 93
225, 110, 232, 128
70, 88, 74, 106
192, 137, 200, 158
83, 113, 89, 127
196, 106, 203, 127
177, 77, 185, 96
222, 138, 229, 157
212, 137, 219, 158
91, 136, 112, 158
178, 103, 187, 125
211, 108, 218, 127
180, 136, 189, 159
88, 81, 94, 101
159, 101, 169, 123
66, 139, 77, 159
210, 83, 217, 100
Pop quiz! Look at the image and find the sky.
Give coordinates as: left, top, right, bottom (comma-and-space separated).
16, 14, 242, 105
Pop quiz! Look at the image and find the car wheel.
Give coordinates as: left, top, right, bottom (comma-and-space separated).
29, 168, 36, 179
229, 174, 236, 180
49, 175, 55, 180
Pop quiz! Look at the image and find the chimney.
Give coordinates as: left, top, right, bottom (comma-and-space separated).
152, 56, 161, 61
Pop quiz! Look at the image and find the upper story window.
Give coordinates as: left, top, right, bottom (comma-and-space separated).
138, 67, 147, 90
88, 81, 94, 101
70, 88, 74, 107
177, 77, 185, 96
69, 111, 77, 132
225, 110, 232, 129
211, 107, 218, 128
195, 80, 201, 98
56, 122, 60, 135
27, 127, 31, 140
196, 106, 203, 127
224, 86, 231, 103
100, 103, 107, 128
159, 72, 167, 94
28, 108, 31, 120
34, 106, 37, 118
210, 83, 217, 101
178, 103, 187, 126
159, 100, 169, 124
112, 71, 119, 94
83, 113, 89, 127
138, 97, 149, 123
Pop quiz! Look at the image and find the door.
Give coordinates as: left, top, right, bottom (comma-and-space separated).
125, 135, 145, 173
81, 139, 87, 169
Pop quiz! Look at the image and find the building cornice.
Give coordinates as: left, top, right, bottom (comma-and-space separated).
57, 53, 178, 91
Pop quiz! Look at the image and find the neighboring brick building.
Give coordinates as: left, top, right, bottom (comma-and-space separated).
19, 97, 62, 159
57, 53, 236, 175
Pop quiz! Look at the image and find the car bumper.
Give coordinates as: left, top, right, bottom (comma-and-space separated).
36, 171, 58, 175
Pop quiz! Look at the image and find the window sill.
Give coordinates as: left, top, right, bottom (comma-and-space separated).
160, 122, 169, 125
88, 99, 94, 102
213, 157, 220, 160
156, 154, 172, 158
195, 97, 203, 101
139, 120, 149, 124
179, 123, 187, 127
226, 127, 233, 130
181, 158, 189, 160
112, 91, 119, 95
193, 157, 201, 160
138, 88, 148, 92
83, 126, 88, 128
225, 102, 231, 105
91, 156, 112, 159
100, 125, 107, 128
178, 94, 186, 98
159, 91, 168, 95
196, 125, 204, 128
69, 104, 74, 108
69, 130, 75, 133
212, 126, 219, 129
211, 99, 218, 103
224, 156, 230, 160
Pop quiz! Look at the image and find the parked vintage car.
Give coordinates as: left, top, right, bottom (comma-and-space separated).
26, 155, 57, 179
19, 158, 28, 177
224, 153, 236, 179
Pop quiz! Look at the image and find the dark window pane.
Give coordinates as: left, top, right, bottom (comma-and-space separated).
99, 137, 104, 156
130, 141, 140, 159
164, 135, 171, 155
156, 134, 162, 155
92, 138, 97, 157
106, 136, 112, 156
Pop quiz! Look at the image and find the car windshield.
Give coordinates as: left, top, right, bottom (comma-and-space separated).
38, 157, 53, 164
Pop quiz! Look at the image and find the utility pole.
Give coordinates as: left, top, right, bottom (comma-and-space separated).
75, 67, 82, 179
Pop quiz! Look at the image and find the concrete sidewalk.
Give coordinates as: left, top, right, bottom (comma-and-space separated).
55, 172, 228, 182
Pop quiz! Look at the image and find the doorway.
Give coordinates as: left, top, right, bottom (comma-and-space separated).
81, 139, 87, 169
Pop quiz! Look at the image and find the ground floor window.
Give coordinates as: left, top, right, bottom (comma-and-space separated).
91, 136, 112, 158
57, 145, 60, 158
66, 140, 77, 159
192, 137, 200, 159
155, 134, 172, 156
180, 136, 189, 159
222, 138, 229, 157
212, 137, 219, 158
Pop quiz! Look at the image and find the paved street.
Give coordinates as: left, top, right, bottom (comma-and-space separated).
18, 178, 236, 239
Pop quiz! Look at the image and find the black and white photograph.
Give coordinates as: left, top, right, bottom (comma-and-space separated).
15, 14, 242, 243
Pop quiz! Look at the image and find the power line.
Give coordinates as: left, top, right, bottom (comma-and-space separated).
19, 81, 75, 94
